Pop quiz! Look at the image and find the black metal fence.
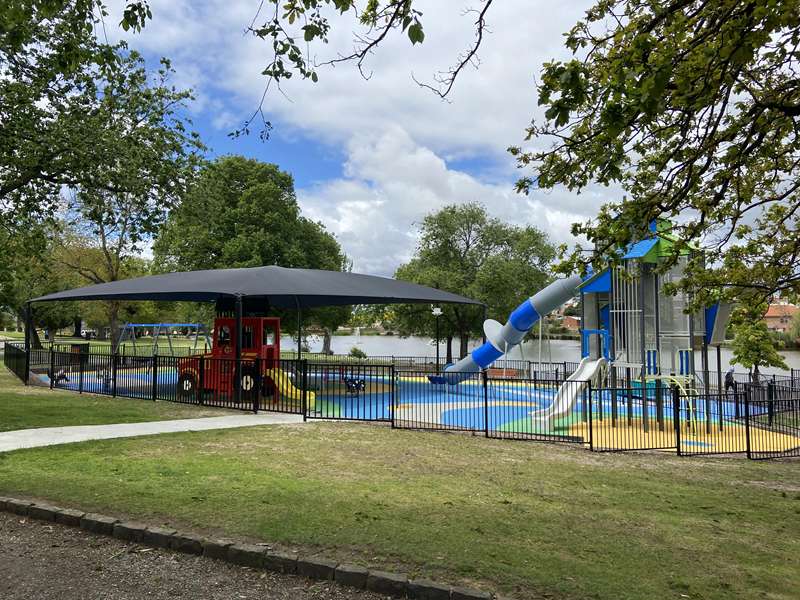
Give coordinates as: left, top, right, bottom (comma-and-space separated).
744, 382, 800, 459
40, 347, 309, 414
588, 384, 678, 452
5, 342, 799, 460
2, 342, 27, 381
305, 362, 394, 422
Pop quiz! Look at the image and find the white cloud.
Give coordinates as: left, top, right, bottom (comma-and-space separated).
299, 127, 603, 275
106, 0, 609, 275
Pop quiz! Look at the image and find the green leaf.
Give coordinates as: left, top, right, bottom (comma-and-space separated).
408, 23, 425, 45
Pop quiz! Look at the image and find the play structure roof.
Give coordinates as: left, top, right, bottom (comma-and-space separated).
30, 266, 483, 308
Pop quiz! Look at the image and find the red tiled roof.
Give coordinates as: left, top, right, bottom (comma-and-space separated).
765, 304, 798, 318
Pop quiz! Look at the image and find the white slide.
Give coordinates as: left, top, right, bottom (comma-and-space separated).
531, 357, 607, 426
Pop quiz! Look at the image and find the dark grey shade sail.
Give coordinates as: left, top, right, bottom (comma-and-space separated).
30, 266, 483, 308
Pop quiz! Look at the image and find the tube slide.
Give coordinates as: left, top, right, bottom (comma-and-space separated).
266, 368, 316, 410
430, 274, 584, 385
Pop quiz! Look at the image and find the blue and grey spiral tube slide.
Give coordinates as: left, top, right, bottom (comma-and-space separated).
429, 274, 584, 385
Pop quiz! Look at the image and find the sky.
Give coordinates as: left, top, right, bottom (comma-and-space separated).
105, 0, 611, 276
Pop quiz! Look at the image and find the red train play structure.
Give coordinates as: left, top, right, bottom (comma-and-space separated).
176, 316, 313, 408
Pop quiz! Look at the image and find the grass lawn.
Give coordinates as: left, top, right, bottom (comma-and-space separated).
0, 331, 24, 340
0, 421, 797, 599
0, 367, 235, 432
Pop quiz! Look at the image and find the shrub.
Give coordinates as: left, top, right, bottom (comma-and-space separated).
349, 346, 367, 359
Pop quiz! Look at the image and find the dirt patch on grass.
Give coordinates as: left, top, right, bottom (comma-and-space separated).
743, 480, 800, 493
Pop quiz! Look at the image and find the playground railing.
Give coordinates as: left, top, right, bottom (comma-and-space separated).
387, 369, 591, 442
485, 377, 588, 443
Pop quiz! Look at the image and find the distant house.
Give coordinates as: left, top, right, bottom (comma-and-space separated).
764, 303, 798, 333
562, 315, 581, 332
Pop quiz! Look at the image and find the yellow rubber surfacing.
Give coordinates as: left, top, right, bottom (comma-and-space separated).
572, 419, 800, 453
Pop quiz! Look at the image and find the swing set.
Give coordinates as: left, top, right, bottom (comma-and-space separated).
114, 323, 211, 357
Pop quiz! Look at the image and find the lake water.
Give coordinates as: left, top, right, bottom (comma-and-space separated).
290, 334, 800, 375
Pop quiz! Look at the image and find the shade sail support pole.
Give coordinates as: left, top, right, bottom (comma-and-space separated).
235, 295, 243, 406
24, 301, 32, 385
295, 297, 302, 360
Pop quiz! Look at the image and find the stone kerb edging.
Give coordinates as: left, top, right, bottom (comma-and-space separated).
0, 496, 501, 600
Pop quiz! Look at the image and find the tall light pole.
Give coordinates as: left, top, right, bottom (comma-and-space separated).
432, 306, 443, 370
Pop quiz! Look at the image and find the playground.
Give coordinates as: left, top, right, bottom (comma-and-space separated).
4, 224, 798, 460
19, 345, 798, 457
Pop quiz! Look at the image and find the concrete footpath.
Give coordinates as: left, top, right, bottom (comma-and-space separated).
0, 413, 304, 453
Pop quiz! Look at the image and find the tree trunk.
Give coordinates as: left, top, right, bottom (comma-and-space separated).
446, 336, 453, 363
108, 301, 121, 350
72, 317, 82, 338
322, 328, 333, 355
17, 309, 43, 349
752, 365, 760, 385
459, 332, 469, 359
30, 326, 43, 350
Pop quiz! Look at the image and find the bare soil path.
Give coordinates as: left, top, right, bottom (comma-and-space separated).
0, 512, 384, 600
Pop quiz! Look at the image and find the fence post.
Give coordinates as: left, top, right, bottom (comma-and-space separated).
23, 303, 31, 385
49, 346, 54, 390
672, 385, 681, 456
78, 350, 84, 394
588, 381, 594, 451
23, 347, 30, 386
767, 381, 775, 426
581, 378, 589, 423
744, 386, 752, 459
151, 353, 158, 401
301, 359, 308, 421
390, 364, 396, 428
112, 352, 118, 397
654, 378, 663, 431
482, 369, 489, 438
199, 355, 205, 405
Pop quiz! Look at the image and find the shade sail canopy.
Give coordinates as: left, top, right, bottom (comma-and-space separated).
31, 266, 483, 308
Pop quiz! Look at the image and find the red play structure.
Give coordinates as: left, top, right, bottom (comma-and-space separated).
176, 316, 281, 403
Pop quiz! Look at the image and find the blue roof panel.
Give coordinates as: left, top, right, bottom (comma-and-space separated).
580, 269, 611, 293
623, 237, 659, 259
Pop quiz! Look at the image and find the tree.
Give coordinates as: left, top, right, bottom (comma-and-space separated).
729, 302, 789, 382
1, 1, 164, 228
0, 223, 83, 347
392, 203, 555, 360
511, 0, 800, 307
48, 50, 202, 346
789, 310, 800, 343
153, 155, 350, 342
